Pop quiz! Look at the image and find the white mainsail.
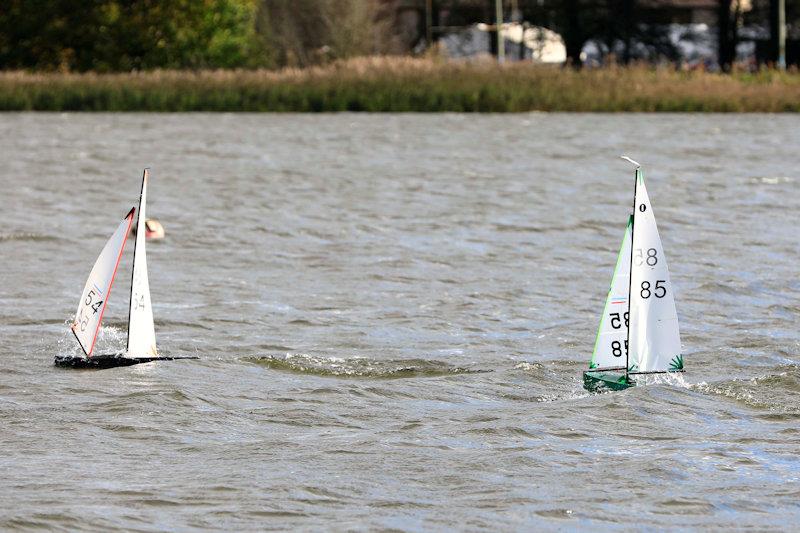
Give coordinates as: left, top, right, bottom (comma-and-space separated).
72, 209, 135, 356
590, 216, 632, 369
126, 169, 158, 357
628, 169, 682, 372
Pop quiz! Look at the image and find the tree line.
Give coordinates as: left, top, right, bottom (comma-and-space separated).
0, 0, 384, 71
0, 0, 796, 71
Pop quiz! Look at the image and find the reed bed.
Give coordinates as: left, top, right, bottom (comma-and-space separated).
1, 57, 799, 112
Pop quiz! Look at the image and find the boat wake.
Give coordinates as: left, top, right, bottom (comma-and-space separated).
246, 354, 489, 379
689, 365, 800, 415
632, 372, 692, 388
55, 322, 127, 358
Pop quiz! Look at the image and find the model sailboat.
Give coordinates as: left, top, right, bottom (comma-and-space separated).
55, 169, 194, 368
583, 158, 683, 391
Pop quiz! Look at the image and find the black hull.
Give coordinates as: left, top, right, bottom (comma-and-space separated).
54, 354, 198, 369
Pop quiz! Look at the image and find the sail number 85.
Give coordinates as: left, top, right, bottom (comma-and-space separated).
640, 280, 667, 299
611, 340, 628, 357
609, 312, 628, 329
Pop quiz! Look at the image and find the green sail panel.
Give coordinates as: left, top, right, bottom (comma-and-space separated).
590, 216, 632, 370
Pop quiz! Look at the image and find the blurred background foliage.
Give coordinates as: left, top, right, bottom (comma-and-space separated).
0, 0, 386, 71
0, 0, 264, 71
0, 0, 798, 71
257, 0, 388, 67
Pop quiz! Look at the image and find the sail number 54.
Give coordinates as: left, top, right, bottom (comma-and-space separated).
76, 289, 104, 331
84, 289, 103, 312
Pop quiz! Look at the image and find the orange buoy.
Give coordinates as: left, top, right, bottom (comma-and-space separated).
131, 218, 165, 240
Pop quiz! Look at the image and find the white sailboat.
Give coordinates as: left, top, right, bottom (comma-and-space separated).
56, 169, 192, 368
583, 158, 683, 391
126, 169, 158, 359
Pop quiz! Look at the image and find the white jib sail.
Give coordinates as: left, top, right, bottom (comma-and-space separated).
126, 169, 158, 357
590, 216, 632, 369
628, 169, 682, 372
72, 209, 135, 357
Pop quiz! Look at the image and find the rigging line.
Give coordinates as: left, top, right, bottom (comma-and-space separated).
622, 156, 639, 379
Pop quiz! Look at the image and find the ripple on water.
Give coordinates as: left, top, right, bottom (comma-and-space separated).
245, 353, 489, 379
3, 113, 800, 530
0, 232, 58, 242
691, 365, 800, 415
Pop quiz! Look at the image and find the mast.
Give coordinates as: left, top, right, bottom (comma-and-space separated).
126, 168, 148, 352
621, 156, 640, 380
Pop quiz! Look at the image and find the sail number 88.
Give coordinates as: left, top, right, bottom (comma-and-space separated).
640, 280, 667, 299
634, 248, 658, 267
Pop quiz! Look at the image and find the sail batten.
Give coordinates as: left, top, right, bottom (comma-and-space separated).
126, 169, 158, 358
71, 209, 135, 357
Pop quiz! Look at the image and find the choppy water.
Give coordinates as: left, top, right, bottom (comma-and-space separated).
1, 113, 799, 530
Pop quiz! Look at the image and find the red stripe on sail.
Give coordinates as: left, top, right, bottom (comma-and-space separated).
86, 209, 135, 357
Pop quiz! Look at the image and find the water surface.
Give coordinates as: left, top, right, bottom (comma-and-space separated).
1, 113, 799, 530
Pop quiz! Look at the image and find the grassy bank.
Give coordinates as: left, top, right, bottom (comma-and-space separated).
1, 57, 799, 112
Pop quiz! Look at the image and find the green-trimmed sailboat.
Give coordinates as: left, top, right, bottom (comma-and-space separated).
583, 157, 684, 392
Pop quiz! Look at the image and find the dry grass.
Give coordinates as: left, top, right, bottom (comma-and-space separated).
1, 57, 799, 112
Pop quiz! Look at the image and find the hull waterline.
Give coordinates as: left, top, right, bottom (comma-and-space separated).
54, 354, 198, 369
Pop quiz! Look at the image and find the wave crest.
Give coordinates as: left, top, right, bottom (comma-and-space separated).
246, 354, 488, 379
